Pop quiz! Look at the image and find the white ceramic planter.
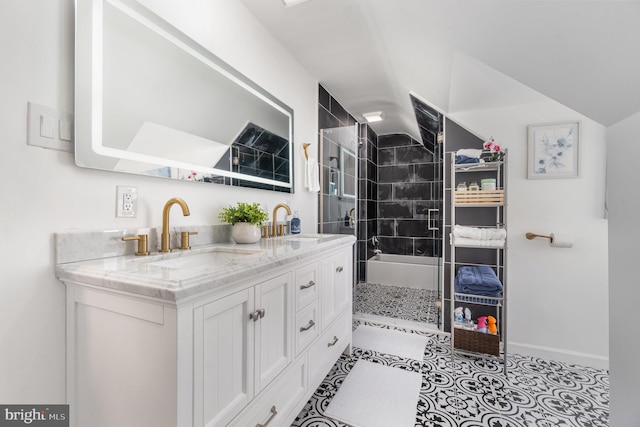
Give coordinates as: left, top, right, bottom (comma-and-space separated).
231, 223, 261, 244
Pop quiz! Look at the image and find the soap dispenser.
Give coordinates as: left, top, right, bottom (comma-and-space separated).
344, 210, 350, 226
291, 211, 301, 234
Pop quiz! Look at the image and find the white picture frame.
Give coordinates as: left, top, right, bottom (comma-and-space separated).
527, 121, 580, 179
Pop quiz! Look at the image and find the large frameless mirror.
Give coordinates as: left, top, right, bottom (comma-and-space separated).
75, 0, 294, 192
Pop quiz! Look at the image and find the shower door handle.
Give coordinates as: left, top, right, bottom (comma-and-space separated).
428, 209, 439, 231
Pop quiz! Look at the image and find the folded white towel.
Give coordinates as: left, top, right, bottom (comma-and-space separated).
452, 236, 505, 248
453, 225, 506, 241
305, 157, 320, 192
456, 148, 483, 158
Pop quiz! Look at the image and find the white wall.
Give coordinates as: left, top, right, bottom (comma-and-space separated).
607, 111, 640, 425
450, 102, 609, 368
0, 0, 318, 402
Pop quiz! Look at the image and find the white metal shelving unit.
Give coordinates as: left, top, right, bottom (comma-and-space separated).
449, 151, 508, 374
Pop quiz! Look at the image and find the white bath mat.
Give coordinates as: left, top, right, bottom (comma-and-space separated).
324, 360, 421, 427
352, 325, 428, 361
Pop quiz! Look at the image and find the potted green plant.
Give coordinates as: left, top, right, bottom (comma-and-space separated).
218, 202, 269, 244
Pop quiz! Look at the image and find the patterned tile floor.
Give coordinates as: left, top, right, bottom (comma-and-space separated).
292, 320, 609, 427
354, 282, 441, 325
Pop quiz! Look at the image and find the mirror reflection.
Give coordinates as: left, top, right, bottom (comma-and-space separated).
75, 0, 293, 192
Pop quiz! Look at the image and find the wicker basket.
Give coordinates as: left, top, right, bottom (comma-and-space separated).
454, 328, 500, 356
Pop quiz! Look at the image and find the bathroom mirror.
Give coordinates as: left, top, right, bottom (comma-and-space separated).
75, 0, 294, 192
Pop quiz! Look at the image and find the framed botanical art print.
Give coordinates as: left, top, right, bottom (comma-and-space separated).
527, 121, 580, 179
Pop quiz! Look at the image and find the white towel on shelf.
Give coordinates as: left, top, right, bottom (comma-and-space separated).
453, 236, 505, 248
453, 225, 506, 241
304, 157, 320, 192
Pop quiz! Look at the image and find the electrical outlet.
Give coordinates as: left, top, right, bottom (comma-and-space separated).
116, 186, 138, 218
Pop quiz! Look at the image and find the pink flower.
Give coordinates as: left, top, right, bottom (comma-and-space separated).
483, 140, 493, 150
492, 144, 501, 153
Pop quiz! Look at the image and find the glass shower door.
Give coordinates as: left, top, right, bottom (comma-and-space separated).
318, 124, 358, 236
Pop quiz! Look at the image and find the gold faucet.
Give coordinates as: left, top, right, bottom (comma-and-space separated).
160, 197, 191, 252
349, 207, 356, 227
271, 203, 291, 237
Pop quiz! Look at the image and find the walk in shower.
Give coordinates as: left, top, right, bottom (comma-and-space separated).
318, 86, 444, 330
353, 123, 444, 329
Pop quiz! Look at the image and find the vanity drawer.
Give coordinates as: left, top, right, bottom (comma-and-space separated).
295, 302, 319, 355
228, 355, 307, 427
295, 261, 319, 310
308, 310, 351, 386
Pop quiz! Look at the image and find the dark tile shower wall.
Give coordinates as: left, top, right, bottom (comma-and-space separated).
357, 123, 378, 282
317, 85, 378, 283
377, 134, 443, 258
318, 85, 357, 235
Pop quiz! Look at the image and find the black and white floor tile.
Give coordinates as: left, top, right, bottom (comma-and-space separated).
292, 320, 609, 427
354, 282, 440, 325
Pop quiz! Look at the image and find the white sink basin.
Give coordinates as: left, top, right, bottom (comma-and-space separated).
141, 247, 265, 269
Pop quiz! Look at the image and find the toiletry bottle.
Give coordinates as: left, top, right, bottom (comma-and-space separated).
291, 211, 301, 234
344, 210, 350, 226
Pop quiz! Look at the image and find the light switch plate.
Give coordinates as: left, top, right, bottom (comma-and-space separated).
116, 186, 138, 218
27, 102, 74, 152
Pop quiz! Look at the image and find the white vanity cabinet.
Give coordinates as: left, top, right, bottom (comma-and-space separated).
59, 235, 355, 427
320, 247, 352, 330
193, 272, 293, 427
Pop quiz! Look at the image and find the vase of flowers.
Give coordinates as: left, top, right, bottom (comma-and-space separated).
483, 137, 503, 162
218, 202, 269, 244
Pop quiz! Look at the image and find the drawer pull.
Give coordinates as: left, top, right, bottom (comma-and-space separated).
256, 405, 277, 427
336, 266, 344, 273
327, 336, 339, 347
299, 320, 315, 332
299, 280, 316, 290
249, 310, 260, 322
258, 308, 265, 319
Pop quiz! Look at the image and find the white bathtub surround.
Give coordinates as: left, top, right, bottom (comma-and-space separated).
57, 232, 355, 427
366, 253, 442, 290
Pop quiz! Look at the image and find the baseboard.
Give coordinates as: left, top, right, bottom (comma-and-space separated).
508, 341, 609, 371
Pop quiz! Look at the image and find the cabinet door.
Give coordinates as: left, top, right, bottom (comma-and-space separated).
254, 273, 293, 392
320, 248, 352, 329
193, 289, 254, 427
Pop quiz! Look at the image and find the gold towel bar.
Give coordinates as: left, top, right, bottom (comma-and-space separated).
525, 232, 552, 241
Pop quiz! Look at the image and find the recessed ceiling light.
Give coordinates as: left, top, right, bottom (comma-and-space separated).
282, 0, 311, 7
362, 111, 384, 123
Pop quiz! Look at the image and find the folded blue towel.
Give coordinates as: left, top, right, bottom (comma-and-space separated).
455, 155, 480, 164
454, 265, 503, 297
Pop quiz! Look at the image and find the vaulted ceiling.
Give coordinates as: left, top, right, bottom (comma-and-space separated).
239, 0, 640, 139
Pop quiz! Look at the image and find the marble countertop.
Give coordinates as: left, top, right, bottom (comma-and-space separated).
56, 234, 356, 303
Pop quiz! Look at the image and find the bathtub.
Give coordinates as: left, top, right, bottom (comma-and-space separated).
366, 253, 442, 290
